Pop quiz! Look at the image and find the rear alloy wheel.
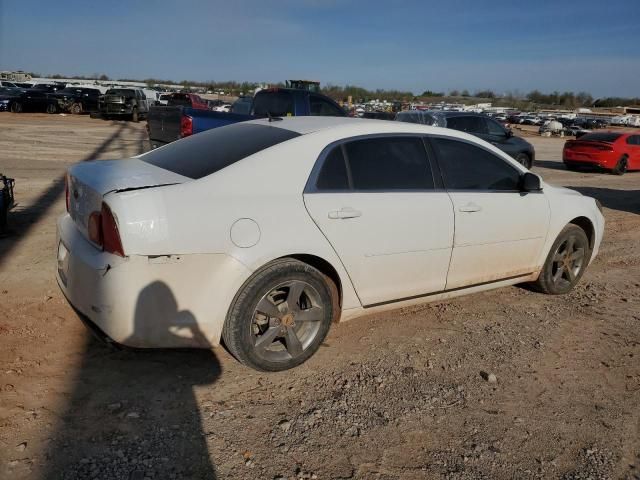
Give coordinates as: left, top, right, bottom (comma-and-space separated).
612, 156, 628, 176
515, 153, 532, 169
223, 259, 336, 371
46, 103, 57, 114
70, 102, 82, 115
10, 102, 22, 113
533, 224, 590, 295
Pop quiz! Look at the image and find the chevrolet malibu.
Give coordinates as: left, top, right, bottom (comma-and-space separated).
57, 117, 604, 371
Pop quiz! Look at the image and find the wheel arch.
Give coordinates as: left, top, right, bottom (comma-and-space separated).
569, 216, 595, 250
278, 253, 343, 316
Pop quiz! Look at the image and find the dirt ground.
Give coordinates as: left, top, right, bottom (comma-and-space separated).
0, 113, 639, 480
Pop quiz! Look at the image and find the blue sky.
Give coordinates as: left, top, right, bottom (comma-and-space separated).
1, 0, 638, 97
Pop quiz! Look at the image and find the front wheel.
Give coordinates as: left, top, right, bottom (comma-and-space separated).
10, 102, 22, 113
532, 224, 590, 295
611, 156, 628, 176
515, 153, 532, 169
46, 103, 57, 114
222, 259, 337, 371
70, 102, 82, 115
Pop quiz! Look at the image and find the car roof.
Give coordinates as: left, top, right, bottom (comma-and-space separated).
243, 116, 473, 139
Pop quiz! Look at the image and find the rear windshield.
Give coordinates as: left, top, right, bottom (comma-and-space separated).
106, 89, 135, 96
167, 94, 192, 106
141, 123, 301, 179
579, 132, 623, 143
252, 91, 294, 117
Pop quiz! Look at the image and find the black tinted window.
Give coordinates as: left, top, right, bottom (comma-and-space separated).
446, 116, 487, 134
142, 124, 300, 179
316, 147, 349, 190
345, 137, 434, 190
485, 118, 506, 136
626, 135, 639, 145
252, 91, 294, 117
309, 95, 344, 116
431, 137, 520, 191
580, 132, 622, 142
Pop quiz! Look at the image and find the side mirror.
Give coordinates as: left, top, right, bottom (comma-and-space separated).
520, 172, 542, 192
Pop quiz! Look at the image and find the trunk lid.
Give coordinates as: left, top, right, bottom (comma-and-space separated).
67, 158, 189, 242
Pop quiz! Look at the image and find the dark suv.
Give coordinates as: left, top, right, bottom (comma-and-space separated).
99, 88, 150, 122
396, 111, 536, 168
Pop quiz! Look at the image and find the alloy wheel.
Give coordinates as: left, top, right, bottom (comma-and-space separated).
251, 280, 324, 362
550, 235, 585, 289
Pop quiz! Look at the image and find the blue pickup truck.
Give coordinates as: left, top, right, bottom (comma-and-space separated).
147, 87, 346, 148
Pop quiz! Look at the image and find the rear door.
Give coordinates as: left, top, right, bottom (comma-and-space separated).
429, 136, 550, 290
304, 135, 454, 306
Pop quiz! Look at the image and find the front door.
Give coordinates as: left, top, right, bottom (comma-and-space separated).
304, 136, 454, 306
428, 136, 550, 290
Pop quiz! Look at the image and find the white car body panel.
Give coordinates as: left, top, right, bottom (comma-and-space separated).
56, 117, 605, 348
304, 191, 454, 306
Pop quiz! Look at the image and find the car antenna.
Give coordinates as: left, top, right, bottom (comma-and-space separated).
267, 111, 282, 122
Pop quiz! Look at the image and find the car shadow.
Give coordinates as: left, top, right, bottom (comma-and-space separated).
40, 281, 220, 479
0, 122, 137, 268
533, 160, 570, 171
568, 186, 640, 215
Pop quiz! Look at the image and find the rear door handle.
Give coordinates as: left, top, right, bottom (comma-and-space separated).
458, 202, 482, 213
328, 207, 362, 219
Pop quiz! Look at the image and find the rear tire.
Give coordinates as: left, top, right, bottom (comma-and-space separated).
70, 102, 82, 115
10, 102, 22, 113
222, 258, 337, 371
46, 103, 57, 114
611, 156, 628, 176
532, 224, 590, 295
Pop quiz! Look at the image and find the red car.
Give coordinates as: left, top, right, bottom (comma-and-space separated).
563, 131, 640, 175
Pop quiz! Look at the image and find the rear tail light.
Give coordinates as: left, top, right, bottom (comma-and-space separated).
180, 115, 193, 138
87, 203, 125, 257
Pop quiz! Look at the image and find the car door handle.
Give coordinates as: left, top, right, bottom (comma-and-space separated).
458, 202, 482, 213
328, 207, 362, 219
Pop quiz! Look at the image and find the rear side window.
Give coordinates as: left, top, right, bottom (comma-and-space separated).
316, 147, 349, 190
446, 116, 487, 134
252, 91, 294, 117
141, 124, 300, 179
431, 137, 521, 191
345, 137, 434, 190
167, 94, 192, 106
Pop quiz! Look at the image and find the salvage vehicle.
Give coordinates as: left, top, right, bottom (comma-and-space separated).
57, 117, 604, 371
147, 87, 345, 147
563, 131, 640, 175
0, 87, 24, 112
48, 87, 101, 114
7, 87, 56, 113
0, 173, 16, 235
396, 111, 536, 168
98, 88, 150, 122
161, 92, 209, 110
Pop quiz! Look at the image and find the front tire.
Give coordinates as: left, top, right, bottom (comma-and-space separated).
222, 259, 337, 371
611, 156, 628, 176
70, 102, 82, 114
515, 153, 532, 169
10, 101, 22, 113
46, 103, 57, 114
532, 224, 590, 295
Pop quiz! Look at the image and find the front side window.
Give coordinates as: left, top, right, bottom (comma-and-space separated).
446, 116, 487, 134
485, 118, 506, 136
431, 137, 521, 191
626, 135, 640, 146
309, 95, 344, 116
345, 137, 434, 190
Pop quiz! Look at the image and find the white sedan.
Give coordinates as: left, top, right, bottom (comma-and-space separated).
57, 117, 604, 371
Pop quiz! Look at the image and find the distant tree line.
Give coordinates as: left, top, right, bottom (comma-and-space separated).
23, 72, 640, 107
